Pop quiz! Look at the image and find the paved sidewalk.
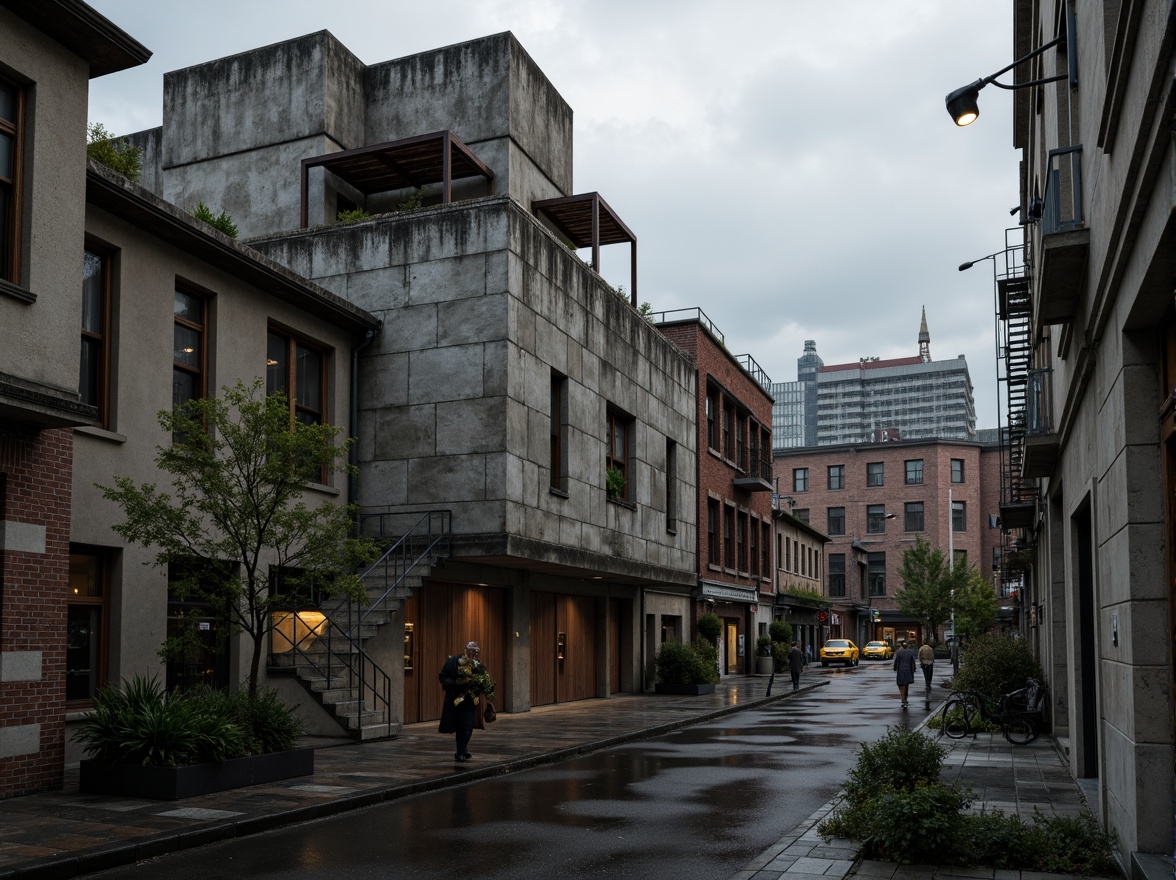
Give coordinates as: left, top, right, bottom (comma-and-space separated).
0, 675, 1111, 880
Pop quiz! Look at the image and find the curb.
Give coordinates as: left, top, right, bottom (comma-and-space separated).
0, 682, 826, 880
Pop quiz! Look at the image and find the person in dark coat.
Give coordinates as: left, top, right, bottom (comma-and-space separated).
787, 641, 804, 691
893, 639, 917, 708
438, 641, 491, 762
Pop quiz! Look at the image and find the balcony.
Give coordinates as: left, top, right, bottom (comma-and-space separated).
734, 448, 773, 491
1037, 146, 1089, 324
1022, 368, 1059, 478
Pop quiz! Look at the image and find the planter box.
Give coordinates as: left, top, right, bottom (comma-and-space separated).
654, 683, 716, 695
79, 748, 314, 800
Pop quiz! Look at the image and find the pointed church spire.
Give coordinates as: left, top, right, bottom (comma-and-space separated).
918, 306, 931, 363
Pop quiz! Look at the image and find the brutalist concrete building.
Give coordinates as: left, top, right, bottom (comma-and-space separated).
122, 31, 699, 730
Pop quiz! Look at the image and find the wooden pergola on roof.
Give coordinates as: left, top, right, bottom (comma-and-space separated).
533, 192, 637, 305
300, 130, 495, 229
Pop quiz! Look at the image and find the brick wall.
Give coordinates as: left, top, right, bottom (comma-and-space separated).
0, 426, 73, 798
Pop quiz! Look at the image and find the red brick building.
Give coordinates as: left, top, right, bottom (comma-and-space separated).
656, 310, 775, 674
774, 438, 1002, 647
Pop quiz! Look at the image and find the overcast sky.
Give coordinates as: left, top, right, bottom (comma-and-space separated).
88, 0, 1019, 430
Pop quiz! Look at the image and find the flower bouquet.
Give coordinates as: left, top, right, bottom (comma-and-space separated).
455, 656, 496, 706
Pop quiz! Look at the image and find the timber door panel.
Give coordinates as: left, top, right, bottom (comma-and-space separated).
405, 582, 506, 724
609, 598, 623, 694
531, 592, 597, 706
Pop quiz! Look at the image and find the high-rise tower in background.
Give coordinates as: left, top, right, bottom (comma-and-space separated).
771, 313, 977, 451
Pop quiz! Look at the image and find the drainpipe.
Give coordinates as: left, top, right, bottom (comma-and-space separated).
349, 327, 378, 532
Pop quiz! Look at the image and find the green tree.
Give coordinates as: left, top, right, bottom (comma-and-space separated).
191, 201, 239, 238
952, 571, 1000, 639
99, 379, 377, 697
86, 122, 142, 181
896, 537, 969, 640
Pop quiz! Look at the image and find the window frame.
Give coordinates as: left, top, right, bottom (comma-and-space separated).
792, 467, 808, 493
723, 504, 736, 569
81, 245, 112, 426
866, 461, 884, 487
828, 553, 846, 598
952, 499, 967, 532
66, 550, 108, 706
549, 372, 568, 493
705, 386, 719, 451
0, 73, 25, 285
266, 327, 327, 428
665, 438, 677, 531
761, 522, 771, 579
867, 552, 886, 597
826, 506, 845, 536
904, 459, 924, 485
606, 407, 634, 502
904, 501, 925, 532
707, 497, 720, 566
827, 464, 844, 490
951, 458, 965, 483
173, 287, 207, 427
867, 504, 887, 534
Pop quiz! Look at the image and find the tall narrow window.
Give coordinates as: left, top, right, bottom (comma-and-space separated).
905, 501, 925, 532
827, 464, 844, 490
761, 522, 771, 577
722, 399, 733, 460
867, 462, 884, 487
665, 438, 677, 531
166, 561, 230, 693
81, 248, 109, 424
951, 459, 965, 483
173, 289, 205, 414
749, 515, 758, 576
867, 552, 886, 597
549, 373, 568, 492
67, 551, 107, 703
827, 506, 845, 536
706, 386, 719, 450
829, 553, 846, 597
736, 412, 746, 471
905, 459, 924, 485
793, 467, 808, 492
867, 504, 887, 533
266, 329, 325, 426
724, 505, 735, 568
606, 408, 633, 501
707, 498, 720, 565
952, 500, 967, 532
0, 75, 23, 283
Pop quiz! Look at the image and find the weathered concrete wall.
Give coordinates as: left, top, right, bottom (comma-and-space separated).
120, 126, 162, 196
250, 196, 696, 586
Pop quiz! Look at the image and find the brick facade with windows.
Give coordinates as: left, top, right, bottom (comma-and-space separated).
775, 438, 1002, 646
0, 427, 73, 797
657, 314, 774, 673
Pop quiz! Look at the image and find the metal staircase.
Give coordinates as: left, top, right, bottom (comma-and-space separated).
269, 509, 451, 740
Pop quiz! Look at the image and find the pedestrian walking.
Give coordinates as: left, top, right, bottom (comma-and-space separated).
438, 640, 495, 762
892, 638, 917, 708
788, 641, 804, 691
918, 640, 935, 693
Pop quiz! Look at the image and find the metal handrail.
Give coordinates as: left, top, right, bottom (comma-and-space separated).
648, 307, 724, 344
1042, 145, 1084, 234
356, 509, 452, 626
734, 353, 772, 390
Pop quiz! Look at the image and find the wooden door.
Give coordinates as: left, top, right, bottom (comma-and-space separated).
531, 592, 597, 706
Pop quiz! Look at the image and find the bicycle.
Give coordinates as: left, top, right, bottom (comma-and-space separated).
940, 679, 1048, 745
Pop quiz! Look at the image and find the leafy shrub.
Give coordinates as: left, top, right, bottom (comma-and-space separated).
866, 784, 971, 863
1023, 809, 1118, 875
696, 612, 722, 644
191, 202, 239, 238
397, 190, 423, 211
86, 123, 142, 181
952, 632, 1043, 698
74, 676, 301, 767
605, 466, 626, 498
755, 636, 772, 657
655, 639, 719, 685
772, 642, 791, 673
768, 620, 792, 644
843, 726, 946, 805
336, 208, 372, 224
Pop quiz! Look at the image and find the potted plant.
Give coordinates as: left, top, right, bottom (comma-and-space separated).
653, 639, 720, 695
755, 636, 774, 674
605, 466, 626, 499
75, 676, 313, 800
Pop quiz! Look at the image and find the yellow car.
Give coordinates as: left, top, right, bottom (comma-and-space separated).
863, 640, 893, 660
819, 639, 860, 667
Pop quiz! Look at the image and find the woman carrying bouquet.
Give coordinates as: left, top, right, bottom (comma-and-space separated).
438, 640, 495, 762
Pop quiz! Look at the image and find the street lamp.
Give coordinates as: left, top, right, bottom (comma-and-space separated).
944, 13, 1076, 126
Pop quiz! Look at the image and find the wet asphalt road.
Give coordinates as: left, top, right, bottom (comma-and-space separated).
94, 662, 925, 880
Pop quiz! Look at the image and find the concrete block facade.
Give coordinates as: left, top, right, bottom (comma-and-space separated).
1005, 0, 1172, 863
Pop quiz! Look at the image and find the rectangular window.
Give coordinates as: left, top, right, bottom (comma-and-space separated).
952, 500, 967, 532
953, 549, 968, 568
67, 551, 107, 703
173, 289, 206, 420
826, 506, 845, 536
736, 511, 747, 571
866, 462, 884, 487
707, 498, 720, 565
867, 552, 886, 597
776, 533, 782, 571
722, 399, 733, 460
549, 373, 568, 492
665, 438, 677, 530
793, 467, 808, 493
736, 412, 746, 472
785, 534, 791, 571
827, 465, 844, 490
724, 505, 735, 568
793, 508, 809, 525
951, 459, 965, 483
749, 515, 758, 576
0, 75, 23, 283
81, 248, 110, 425
706, 386, 719, 450
761, 522, 771, 578
606, 408, 633, 501
905, 459, 924, 485
867, 504, 887, 533
829, 553, 846, 597
904, 501, 925, 532
166, 561, 230, 693
266, 329, 325, 427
